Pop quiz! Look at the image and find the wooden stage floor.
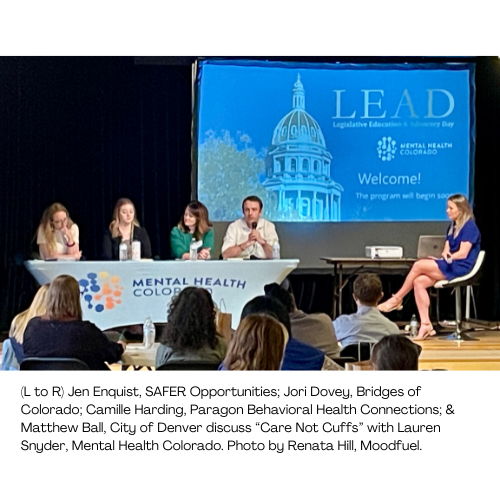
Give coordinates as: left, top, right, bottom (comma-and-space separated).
415, 328, 500, 370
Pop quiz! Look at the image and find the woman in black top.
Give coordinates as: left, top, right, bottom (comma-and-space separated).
102, 198, 152, 260
23, 275, 126, 370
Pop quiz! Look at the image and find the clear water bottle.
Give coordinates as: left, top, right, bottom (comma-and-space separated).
410, 314, 419, 337
272, 242, 280, 260
119, 242, 128, 261
131, 241, 141, 261
143, 317, 155, 348
190, 238, 198, 261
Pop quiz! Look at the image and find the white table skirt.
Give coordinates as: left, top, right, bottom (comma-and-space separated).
25, 259, 299, 329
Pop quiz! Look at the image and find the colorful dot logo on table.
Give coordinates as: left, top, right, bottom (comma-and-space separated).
78, 272, 124, 313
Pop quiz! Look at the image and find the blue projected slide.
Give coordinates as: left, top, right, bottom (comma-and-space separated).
196, 60, 474, 222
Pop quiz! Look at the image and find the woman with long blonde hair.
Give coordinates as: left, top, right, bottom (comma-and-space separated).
378, 194, 481, 339
36, 203, 81, 260
23, 275, 126, 370
1, 284, 50, 370
102, 198, 152, 259
222, 314, 288, 370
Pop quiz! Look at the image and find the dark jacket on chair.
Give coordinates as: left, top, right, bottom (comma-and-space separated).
24, 317, 124, 370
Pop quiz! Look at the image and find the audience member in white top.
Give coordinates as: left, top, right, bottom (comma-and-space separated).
221, 196, 278, 260
333, 273, 400, 348
36, 203, 81, 260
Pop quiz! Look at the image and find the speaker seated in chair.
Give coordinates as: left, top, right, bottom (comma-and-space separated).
21, 357, 90, 370
378, 194, 482, 340
434, 250, 486, 341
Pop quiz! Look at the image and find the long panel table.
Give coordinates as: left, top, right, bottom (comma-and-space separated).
25, 259, 299, 329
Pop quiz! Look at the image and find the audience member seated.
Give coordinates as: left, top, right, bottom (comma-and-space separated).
102, 198, 152, 260
333, 273, 400, 348
36, 203, 82, 260
241, 296, 341, 371
1, 284, 50, 370
371, 335, 421, 370
23, 275, 125, 370
264, 282, 341, 359
170, 201, 214, 260
155, 287, 227, 368
221, 314, 288, 370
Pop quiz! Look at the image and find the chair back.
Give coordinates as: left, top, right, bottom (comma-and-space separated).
340, 342, 375, 362
435, 250, 486, 288
330, 356, 357, 368
156, 361, 220, 371
20, 357, 90, 370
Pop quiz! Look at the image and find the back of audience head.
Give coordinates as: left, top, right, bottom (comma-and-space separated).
223, 314, 288, 370
371, 335, 421, 370
264, 282, 296, 313
46, 275, 82, 321
241, 295, 291, 335
9, 284, 50, 343
161, 287, 218, 351
353, 273, 383, 307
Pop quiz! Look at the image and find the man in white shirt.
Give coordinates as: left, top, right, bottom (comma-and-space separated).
221, 196, 279, 259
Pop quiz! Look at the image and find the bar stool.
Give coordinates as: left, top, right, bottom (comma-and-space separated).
434, 250, 486, 341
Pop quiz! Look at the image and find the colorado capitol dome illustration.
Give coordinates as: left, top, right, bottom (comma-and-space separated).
263, 75, 343, 221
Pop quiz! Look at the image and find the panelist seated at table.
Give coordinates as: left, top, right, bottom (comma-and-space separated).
333, 273, 400, 348
221, 195, 278, 260
170, 201, 214, 260
155, 287, 227, 368
102, 198, 152, 260
23, 275, 126, 370
36, 203, 82, 260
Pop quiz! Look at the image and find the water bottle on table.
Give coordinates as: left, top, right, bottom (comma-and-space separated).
119, 242, 128, 261
272, 243, 280, 260
190, 238, 198, 261
143, 317, 155, 348
132, 241, 141, 261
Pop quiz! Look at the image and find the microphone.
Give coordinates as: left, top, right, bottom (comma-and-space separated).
252, 222, 257, 230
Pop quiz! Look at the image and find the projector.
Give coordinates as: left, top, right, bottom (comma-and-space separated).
365, 246, 404, 259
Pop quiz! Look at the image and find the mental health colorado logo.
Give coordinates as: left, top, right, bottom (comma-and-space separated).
79, 272, 124, 312
377, 137, 397, 161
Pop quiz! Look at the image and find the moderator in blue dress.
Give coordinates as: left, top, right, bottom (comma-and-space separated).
436, 219, 481, 280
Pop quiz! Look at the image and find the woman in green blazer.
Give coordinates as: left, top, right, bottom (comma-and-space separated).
170, 201, 215, 259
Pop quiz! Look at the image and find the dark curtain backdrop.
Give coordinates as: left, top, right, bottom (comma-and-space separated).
0, 57, 192, 328
1, 56, 499, 330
